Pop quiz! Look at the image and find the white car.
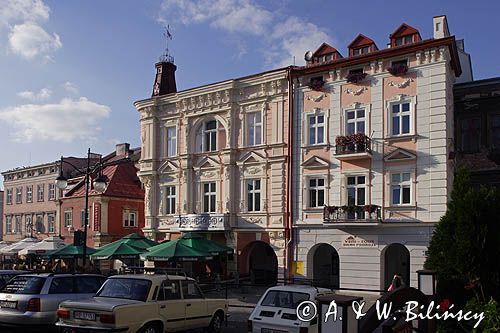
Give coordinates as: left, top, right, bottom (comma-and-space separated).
248, 285, 334, 333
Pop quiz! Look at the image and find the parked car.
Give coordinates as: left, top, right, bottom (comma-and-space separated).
248, 285, 334, 333
56, 273, 228, 333
0, 270, 28, 289
0, 273, 106, 330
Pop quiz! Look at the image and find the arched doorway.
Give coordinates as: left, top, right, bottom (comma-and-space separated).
309, 244, 340, 289
383, 243, 410, 289
245, 241, 278, 284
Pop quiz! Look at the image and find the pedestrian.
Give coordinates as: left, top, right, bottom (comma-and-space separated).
387, 273, 405, 292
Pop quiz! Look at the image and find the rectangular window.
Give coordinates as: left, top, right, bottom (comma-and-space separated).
5, 216, 12, 234
460, 117, 481, 152
166, 126, 177, 157
204, 120, 217, 152
47, 214, 55, 233
391, 102, 411, 136
346, 109, 366, 135
308, 178, 325, 208
203, 182, 217, 213
37, 184, 44, 202
80, 209, 86, 227
15, 216, 21, 233
64, 210, 73, 227
123, 210, 137, 227
165, 186, 176, 214
36, 214, 44, 233
6, 189, 12, 205
491, 115, 500, 149
246, 179, 261, 212
353, 46, 369, 55
391, 172, 412, 205
26, 215, 32, 234
16, 187, 22, 204
26, 185, 33, 203
308, 114, 325, 145
346, 175, 366, 219
247, 112, 262, 146
48, 183, 56, 200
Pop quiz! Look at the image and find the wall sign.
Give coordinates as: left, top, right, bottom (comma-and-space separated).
342, 235, 377, 248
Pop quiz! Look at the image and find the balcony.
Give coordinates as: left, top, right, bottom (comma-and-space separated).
334, 134, 372, 160
323, 205, 381, 224
175, 214, 229, 231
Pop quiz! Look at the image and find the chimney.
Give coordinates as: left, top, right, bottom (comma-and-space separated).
433, 15, 450, 39
152, 61, 177, 97
116, 143, 130, 156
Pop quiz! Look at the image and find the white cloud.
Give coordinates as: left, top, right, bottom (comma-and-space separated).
0, 97, 111, 142
0, 0, 50, 26
159, 0, 331, 67
17, 87, 51, 100
62, 81, 79, 94
8, 22, 61, 59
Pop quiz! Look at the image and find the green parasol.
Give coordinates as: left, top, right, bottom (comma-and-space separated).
142, 240, 213, 262
43, 245, 96, 259
90, 242, 146, 260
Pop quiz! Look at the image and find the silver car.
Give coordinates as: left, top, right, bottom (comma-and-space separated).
0, 270, 28, 290
0, 273, 106, 330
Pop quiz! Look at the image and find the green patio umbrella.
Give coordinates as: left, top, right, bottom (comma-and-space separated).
178, 232, 234, 255
142, 240, 213, 262
90, 242, 146, 260
43, 245, 96, 259
96, 233, 158, 253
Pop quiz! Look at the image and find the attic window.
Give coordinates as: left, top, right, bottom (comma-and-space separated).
349, 68, 364, 75
325, 54, 333, 61
395, 35, 413, 46
353, 46, 370, 56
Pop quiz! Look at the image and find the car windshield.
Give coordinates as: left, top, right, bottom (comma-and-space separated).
96, 278, 151, 302
1, 276, 46, 294
261, 290, 310, 309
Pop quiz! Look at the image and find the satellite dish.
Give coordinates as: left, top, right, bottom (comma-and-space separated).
304, 50, 313, 62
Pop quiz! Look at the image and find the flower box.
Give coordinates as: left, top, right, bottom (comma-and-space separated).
308, 78, 325, 91
387, 64, 408, 77
346, 72, 367, 84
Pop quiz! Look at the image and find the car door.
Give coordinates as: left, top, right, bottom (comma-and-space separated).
181, 280, 209, 330
45, 277, 77, 321
157, 280, 186, 332
75, 276, 106, 299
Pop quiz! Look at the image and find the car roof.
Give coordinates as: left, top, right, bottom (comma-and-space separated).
18, 273, 104, 278
108, 274, 195, 282
265, 285, 332, 294
0, 270, 27, 274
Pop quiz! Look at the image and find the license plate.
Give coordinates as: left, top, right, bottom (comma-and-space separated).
74, 311, 96, 321
0, 300, 17, 309
262, 329, 287, 333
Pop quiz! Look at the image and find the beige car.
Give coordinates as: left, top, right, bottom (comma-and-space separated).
55, 274, 228, 333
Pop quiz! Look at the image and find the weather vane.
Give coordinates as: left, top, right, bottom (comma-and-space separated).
160, 24, 174, 63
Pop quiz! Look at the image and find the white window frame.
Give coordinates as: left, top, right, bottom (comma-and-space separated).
246, 179, 261, 212
64, 210, 73, 227
15, 187, 22, 204
345, 174, 367, 219
247, 112, 263, 146
47, 213, 55, 233
26, 215, 32, 234
80, 209, 86, 227
37, 184, 44, 202
390, 172, 412, 206
35, 214, 43, 233
203, 120, 217, 152
165, 186, 176, 215
48, 183, 56, 200
6, 189, 12, 204
389, 100, 412, 137
5, 216, 12, 234
15, 215, 21, 233
123, 210, 137, 227
26, 185, 33, 203
308, 177, 325, 208
202, 182, 217, 213
307, 111, 325, 145
166, 126, 177, 157
345, 108, 366, 135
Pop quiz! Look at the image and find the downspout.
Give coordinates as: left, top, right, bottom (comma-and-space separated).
285, 66, 294, 279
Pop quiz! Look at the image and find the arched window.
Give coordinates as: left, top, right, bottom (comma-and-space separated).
195, 120, 218, 152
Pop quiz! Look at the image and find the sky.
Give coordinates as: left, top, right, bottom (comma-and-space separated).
1, 0, 499, 189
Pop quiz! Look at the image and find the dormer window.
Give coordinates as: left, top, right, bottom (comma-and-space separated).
353, 46, 370, 56
310, 43, 343, 65
389, 23, 422, 48
348, 34, 378, 57
395, 36, 413, 46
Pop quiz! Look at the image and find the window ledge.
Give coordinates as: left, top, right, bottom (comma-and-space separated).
304, 208, 324, 213
385, 134, 419, 142
385, 205, 416, 211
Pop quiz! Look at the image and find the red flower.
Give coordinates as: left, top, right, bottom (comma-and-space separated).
439, 299, 451, 312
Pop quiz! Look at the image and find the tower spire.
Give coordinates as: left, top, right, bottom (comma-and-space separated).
152, 24, 177, 97
160, 25, 174, 64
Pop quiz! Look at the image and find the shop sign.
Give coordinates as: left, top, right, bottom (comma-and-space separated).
341, 235, 377, 248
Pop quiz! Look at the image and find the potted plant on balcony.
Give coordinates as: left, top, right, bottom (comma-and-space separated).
335, 135, 350, 153
387, 63, 408, 77
308, 77, 325, 91
351, 132, 366, 152
346, 72, 367, 84
364, 204, 379, 218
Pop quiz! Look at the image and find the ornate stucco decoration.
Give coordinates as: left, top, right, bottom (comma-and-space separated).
345, 87, 368, 96
306, 93, 328, 102
246, 166, 262, 175
201, 170, 217, 179
388, 78, 414, 89
247, 217, 262, 224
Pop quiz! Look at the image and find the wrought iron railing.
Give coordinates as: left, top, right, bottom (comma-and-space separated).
335, 134, 372, 155
323, 205, 381, 222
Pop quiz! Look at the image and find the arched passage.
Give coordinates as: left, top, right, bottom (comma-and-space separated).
308, 243, 340, 289
383, 243, 410, 289
241, 241, 278, 284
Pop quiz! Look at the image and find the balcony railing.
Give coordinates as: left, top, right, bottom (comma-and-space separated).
323, 205, 381, 223
335, 134, 372, 156
175, 214, 229, 231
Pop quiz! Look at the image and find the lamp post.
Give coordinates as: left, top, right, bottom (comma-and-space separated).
55, 149, 108, 269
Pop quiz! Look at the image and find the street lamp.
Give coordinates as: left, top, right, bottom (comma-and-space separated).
55, 148, 108, 269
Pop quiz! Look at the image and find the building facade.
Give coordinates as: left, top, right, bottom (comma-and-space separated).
291, 16, 471, 290
454, 77, 500, 187
0, 190, 3, 239
59, 144, 145, 248
135, 62, 291, 280
1, 158, 87, 242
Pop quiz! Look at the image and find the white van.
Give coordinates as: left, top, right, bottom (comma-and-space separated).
248, 285, 334, 333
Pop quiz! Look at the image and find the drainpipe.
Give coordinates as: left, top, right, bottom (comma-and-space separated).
285, 66, 295, 280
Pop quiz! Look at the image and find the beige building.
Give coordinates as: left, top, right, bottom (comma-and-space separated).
135, 61, 292, 280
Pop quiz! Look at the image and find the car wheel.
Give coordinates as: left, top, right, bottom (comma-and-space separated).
207, 313, 223, 333
139, 323, 161, 333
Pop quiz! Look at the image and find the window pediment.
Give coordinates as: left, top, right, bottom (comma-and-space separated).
158, 160, 179, 173
194, 156, 220, 169
302, 156, 330, 169
238, 151, 265, 166
384, 148, 416, 162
